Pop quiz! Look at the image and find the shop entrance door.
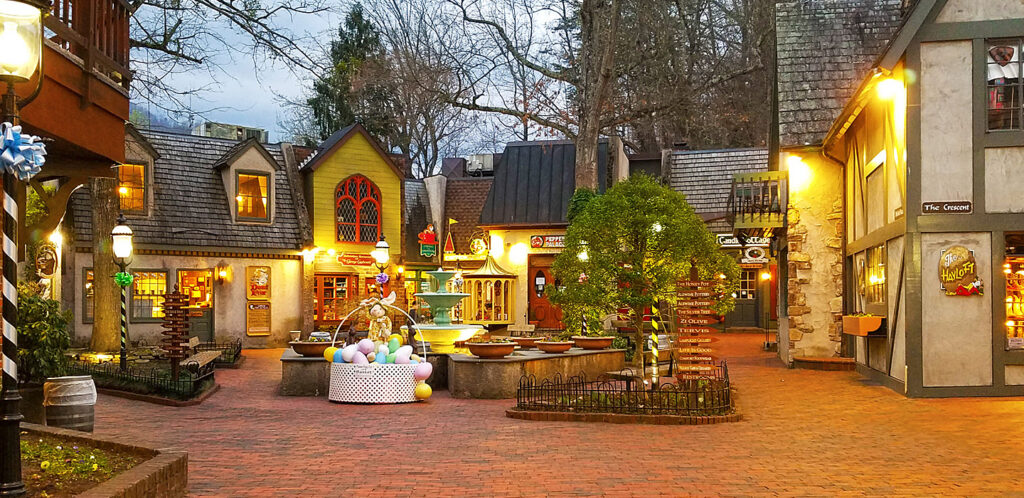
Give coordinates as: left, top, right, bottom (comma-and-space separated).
527, 256, 563, 329
725, 269, 759, 328
177, 269, 214, 342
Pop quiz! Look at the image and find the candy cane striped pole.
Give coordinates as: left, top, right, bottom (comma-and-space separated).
0, 169, 24, 495
119, 281, 127, 371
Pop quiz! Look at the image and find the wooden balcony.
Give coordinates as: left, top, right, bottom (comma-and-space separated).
728, 171, 787, 231
14, 0, 130, 177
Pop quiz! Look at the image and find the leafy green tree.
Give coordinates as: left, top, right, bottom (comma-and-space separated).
305, 3, 396, 144
547, 175, 739, 374
17, 282, 71, 384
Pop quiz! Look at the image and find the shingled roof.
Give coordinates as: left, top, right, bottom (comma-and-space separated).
668, 148, 769, 233
69, 129, 304, 251
403, 179, 434, 264
479, 140, 609, 227
444, 177, 493, 254
776, 0, 904, 147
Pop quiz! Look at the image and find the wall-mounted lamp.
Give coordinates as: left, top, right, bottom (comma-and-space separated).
509, 242, 528, 266
786, 155, 812, 193
760, 271, 771, 281
215, 262, 231, 283
876, 78, 904, 100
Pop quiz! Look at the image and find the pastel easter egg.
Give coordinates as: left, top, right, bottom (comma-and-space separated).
395, 354, 410, 364
357, 339, 375, 355
366, 352, 376, 362
323, 347, 339, 362
413, 361, 433, 381
414, 382, 432, 400
397, 345, 413, 357
352, 351, 369, 364
410, 354, 421, 362
388, 333, 405, 346
333, 349, 347, 363
388, 338, 400, 354
378, 345, 389, 356
386, 353, 397, 363
374, 352, 386, 364
341, 344, 359, 363
409, 360, 419, 365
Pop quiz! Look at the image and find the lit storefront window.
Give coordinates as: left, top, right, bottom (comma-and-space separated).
864, 245, 887, 304
131, 271, 167, 320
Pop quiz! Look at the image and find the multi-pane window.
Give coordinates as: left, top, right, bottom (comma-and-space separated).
236, 173, 270, 220
118, 164, 146, 213
864, 245, 887, 304
738, 270, 756, 300
131, 271, 167, 321
987, 38, 1023, 131
314, 274, 354, 322
82, 269, 94, 322
336, 175, 381, 243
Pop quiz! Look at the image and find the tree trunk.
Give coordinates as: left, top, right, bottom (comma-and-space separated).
575, 0, 622, 191
90, 178, 120, 352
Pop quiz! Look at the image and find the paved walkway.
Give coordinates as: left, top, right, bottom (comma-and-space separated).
93, 334, 1024, 496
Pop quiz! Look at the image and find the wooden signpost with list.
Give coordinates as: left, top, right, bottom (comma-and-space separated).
675, 280, 721, 380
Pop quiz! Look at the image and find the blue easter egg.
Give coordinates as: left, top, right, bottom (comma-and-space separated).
333, 349, 346, 363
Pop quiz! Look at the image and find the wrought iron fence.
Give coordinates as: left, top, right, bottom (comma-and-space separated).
64, 359, 215, 399
515, 363, 732, 416
195, 339, 243, 365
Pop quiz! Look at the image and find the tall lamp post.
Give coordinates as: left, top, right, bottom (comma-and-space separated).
111, 214, 133, 371
370, 235, 390, 299
0, 0, 48, 494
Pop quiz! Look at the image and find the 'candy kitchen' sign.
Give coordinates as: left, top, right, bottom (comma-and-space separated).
938, 245, 983, 296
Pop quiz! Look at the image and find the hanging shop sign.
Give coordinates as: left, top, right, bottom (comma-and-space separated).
246, 301, 271, 336
741, 246, 769, 264
529, 235, 565, 249
443, 253, 486, 262
246, 266, 271, 300
677, 289, 714, 298
938, 245, 983, 296
923, 201, 973, 215
337, 253, 375, 266
418, 224, 438, 257
716, 234, 771, 248
469, 236, 489, 255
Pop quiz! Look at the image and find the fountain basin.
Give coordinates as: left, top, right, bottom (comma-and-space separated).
401, 324, 483, 353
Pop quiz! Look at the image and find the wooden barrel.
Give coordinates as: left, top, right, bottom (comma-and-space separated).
43, 376, 96, 433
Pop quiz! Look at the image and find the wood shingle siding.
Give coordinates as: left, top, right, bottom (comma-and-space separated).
668, 148, 769, 233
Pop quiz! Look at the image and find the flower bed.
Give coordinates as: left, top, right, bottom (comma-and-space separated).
21, 431, 143, 496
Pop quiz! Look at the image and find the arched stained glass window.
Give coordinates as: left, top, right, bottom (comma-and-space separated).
336, 175, 382, 243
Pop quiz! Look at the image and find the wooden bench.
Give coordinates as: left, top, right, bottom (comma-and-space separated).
181, 337, 220, 369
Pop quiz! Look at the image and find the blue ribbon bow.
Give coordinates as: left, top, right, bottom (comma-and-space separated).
0, 122, 45, 181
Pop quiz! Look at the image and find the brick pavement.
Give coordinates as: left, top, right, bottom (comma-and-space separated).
92, 334, 1024, 496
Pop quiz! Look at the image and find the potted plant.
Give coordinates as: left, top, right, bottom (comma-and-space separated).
570, 311, 615, 350
842, 314, 885, 336
289, 334, 333, 357
535, 331, 574, 354
510, 336, 546, 349
466, 337, 515, 359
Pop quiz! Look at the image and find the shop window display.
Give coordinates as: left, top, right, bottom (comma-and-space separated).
1005, 234, 1024, 349
131, 270, 167, 320
314, 274, 356, 323
988, 38, 1023, 131
864, 245, 886, 304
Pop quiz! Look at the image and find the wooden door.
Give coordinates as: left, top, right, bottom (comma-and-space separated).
527, 256, 563, 329
725, 269, 759, 328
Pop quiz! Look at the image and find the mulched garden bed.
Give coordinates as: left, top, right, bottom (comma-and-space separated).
20, 432, 144, 497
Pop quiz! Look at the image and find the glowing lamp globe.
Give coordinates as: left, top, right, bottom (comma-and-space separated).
111, 214, 133, 260
371, 235, 390, 265
0, 0, 44, 82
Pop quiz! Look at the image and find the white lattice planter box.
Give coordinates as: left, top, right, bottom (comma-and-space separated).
329, 363, 419, 404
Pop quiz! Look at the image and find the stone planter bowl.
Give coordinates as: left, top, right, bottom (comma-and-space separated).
535, 341, 574, 354
467, 342, 516, 359
290, 341, 332, 358
572, 336, 614, 350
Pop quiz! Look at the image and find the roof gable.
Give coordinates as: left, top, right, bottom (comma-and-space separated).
667, 148, 769, 233
299, 123, 404, 180
214, 137, 280, 171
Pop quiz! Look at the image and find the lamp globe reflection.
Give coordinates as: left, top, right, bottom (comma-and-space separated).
111, 214, 134, 260
0, 0, 44, 82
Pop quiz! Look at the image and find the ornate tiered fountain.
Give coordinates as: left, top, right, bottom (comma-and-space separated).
404, 269, 483, 353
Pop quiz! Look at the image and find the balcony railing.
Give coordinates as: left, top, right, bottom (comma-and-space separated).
46, 0, 131, 91
728, 171, 787, 230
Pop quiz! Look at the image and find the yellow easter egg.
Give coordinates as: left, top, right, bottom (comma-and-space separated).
414, 382, 432, 400
323, 347, 339, 362
388, 334, 405, 346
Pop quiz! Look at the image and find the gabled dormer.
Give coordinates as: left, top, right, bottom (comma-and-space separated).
119, 125, 161, 218
214, 138, 282, 224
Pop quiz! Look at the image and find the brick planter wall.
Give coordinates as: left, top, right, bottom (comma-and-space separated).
22, 423, 187, 497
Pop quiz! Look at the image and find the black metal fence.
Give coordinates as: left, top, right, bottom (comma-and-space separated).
63, 359, 215, 400
515, 363, 732, 416
195, 339, 243, 366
